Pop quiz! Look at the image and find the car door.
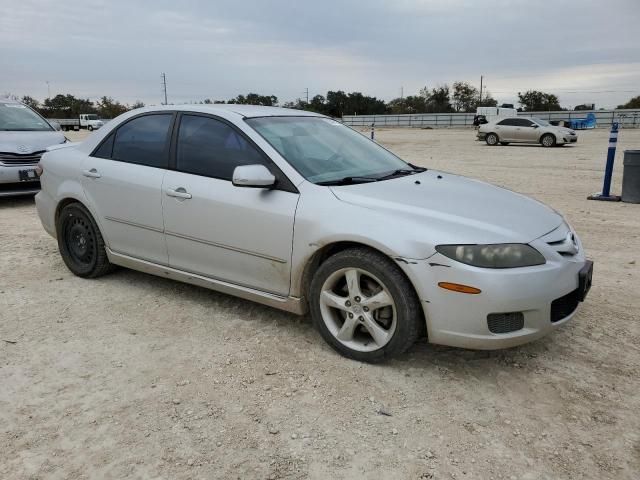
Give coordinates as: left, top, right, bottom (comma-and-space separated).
494, 118, 517, 141
81, 113, 174, 265
513, 118, 539, 142
161, 113, 299, 296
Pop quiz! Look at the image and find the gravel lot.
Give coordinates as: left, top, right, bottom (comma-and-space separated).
1, 127, 639, 479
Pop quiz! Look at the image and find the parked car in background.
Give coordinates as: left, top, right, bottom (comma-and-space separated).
0, 98, 66, 197
35, 105, 592, 362
54, 114, 105, 131
478, 117, 578, 147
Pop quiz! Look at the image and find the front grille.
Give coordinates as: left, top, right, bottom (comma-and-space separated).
487, 312, 524, 334
551, 288, 580, 323
0, 151, 44, 165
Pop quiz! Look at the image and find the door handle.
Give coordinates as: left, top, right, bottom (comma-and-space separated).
166, 187, 192, 199
82, 168, 101, 178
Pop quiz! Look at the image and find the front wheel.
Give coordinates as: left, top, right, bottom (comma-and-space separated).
56, 203, 114, 278
88, 125, 94, 131
309, 248, 422, 362
541, 133, 556, 147
485, 133, 499, 146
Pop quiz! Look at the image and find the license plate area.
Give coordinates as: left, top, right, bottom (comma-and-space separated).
19, 169, 38, 181
577, 260, 593, 301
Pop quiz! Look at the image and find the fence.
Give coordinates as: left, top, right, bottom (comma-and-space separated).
342, 109, 640, 129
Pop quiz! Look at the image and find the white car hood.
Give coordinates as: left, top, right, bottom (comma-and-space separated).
0, 131, 66, 154
330, 170, 563, 245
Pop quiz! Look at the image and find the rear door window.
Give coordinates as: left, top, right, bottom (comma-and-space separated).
110, 114, 173, 168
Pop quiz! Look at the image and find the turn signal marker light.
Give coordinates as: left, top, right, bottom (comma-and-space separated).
438, 282, 481, 294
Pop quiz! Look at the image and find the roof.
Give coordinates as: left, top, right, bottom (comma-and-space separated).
133, 104, 323, 119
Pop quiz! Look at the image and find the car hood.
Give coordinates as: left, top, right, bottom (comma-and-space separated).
330, 170, 563, 245
0, 131, 66, 154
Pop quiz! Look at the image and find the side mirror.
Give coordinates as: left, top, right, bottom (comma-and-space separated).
532, 124, 539, 128
232, 164, 276, 188
49, 121, 61, 131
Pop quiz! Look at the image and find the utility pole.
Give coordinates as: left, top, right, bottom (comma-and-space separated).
305, 88, 309, 104
46, 80, 51, 98
400, 86, 404, 100
161, 73, 168, 105
479, 75, 483, 105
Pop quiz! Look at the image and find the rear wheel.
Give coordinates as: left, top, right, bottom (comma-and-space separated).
56, 203, 113, 278
485, 133, 499, 146
309, 248, 422, 362
541, 133, 556, 147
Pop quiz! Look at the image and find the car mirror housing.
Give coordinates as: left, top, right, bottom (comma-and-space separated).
232, 164, 276, 188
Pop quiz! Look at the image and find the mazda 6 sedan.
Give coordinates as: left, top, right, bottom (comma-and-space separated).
35, 105, 593, 362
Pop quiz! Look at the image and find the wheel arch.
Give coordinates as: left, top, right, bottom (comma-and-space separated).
298, 241, 425, 328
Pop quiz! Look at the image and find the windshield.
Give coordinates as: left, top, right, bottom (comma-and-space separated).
0, 103, 53, 131
246, 116, 410, 184
531, 117, 550, 127
85, 114, 99, 120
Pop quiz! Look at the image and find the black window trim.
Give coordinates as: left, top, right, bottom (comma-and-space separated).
171, 111, 299, 194
89, 111, 177, 170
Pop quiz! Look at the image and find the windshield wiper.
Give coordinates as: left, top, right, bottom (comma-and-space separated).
376, 165, 427, 181
316, 176, 379, 186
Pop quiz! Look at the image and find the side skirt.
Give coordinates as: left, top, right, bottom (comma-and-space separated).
106, 248, 307, 315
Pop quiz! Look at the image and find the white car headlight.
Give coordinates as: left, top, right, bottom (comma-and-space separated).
435, 244, 546, 268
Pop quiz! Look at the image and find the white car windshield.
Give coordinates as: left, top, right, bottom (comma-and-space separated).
246, 116, 412, 184
0, 103, 53, 131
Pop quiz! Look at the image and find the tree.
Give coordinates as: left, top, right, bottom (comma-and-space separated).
477, 91, 498, 108
130, 100, 145, 109
423, 85, 453, 113
452, 81, 478, 112
40, 94, 96, 118
96, 96, 128, 118
517, 90, 562, 111
227, 93, 278, 106
617, 96, 640, 109
21, 95, 39, 109
386, 95, 428, 114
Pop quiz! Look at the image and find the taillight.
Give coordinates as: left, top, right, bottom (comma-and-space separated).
35, 163, 43, 177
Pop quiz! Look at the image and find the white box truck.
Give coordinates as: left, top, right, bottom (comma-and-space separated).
53, 114, 105, 131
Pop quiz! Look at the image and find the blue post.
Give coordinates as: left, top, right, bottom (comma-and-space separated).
370, 123, 375, 141
588, 122, 621, 201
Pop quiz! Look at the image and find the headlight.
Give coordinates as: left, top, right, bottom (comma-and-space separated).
435, 244, 546, 268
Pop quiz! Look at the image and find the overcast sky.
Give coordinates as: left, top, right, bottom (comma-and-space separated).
1, 0, 638, 109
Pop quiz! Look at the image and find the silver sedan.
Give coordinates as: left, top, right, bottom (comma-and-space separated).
478, 117, 578, 147
35, 105, 592, 362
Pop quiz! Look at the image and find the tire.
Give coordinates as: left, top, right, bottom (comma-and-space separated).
500, 142, 509, 146
485, 133, 499, 146
541, 133, 556, 147
88, 125, 94, 131
56, 202, 114, 278
309, 247, 422, 362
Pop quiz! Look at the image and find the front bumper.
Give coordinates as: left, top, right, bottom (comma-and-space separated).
400, 236, 589, 350
0, 164, 40, 196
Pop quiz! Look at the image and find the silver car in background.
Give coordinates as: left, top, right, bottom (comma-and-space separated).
478, 117, 578, 147
35, 105, 592, 362
0, 98, 66, 196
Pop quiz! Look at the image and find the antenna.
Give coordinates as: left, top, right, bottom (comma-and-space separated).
161, 73, 168, 105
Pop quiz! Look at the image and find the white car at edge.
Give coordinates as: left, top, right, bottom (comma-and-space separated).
35, 105, 593, 362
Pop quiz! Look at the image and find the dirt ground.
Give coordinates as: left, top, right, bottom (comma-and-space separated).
1, 127, 639, 480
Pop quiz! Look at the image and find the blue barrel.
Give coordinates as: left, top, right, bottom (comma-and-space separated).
622, 150, 640, 203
